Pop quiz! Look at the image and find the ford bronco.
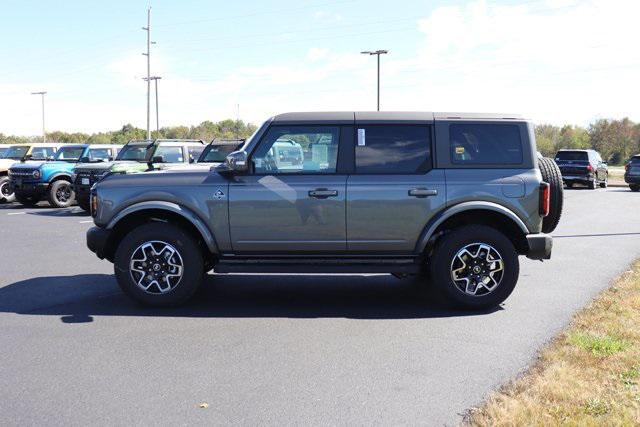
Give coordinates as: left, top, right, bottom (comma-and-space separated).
73, 139, 205, 211
0, 143, 62, 203
9, 144, 121, 207
86, 112, 562, 310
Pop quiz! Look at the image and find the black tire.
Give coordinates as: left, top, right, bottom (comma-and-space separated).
630, 185, 640, 192
15, 192, 39, 207
599, 173, 608, 188
566, 182, 573, 189
430, 225, 519, 310
0, 176, 15, 203
538, 157, 563, 233
114, 222, 204, 307
47, 180, 75, 208
588, 179, 597, 190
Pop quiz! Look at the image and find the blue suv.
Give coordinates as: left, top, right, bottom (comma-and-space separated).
9, 144, 121, 207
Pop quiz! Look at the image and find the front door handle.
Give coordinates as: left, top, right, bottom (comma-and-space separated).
408, 188, 438, 198
308, 188, 338, 199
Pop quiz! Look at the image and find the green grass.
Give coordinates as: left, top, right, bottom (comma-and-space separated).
568, 332, 630, 357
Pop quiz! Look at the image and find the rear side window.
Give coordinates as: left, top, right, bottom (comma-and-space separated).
450, 124, 522, 165
355, 125, 431, 174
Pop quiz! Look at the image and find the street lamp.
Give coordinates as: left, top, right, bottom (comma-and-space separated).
361, 50, 388, 111
144, 76, 162, 133
30, 91, 47, 142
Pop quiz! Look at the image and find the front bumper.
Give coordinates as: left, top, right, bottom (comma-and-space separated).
526, 233, 552, 260
10, 180, 48, 198
87, 226, 111, 260
73, 184, 92, 205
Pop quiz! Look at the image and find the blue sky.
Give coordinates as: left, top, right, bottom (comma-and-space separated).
1, 0, 639, 135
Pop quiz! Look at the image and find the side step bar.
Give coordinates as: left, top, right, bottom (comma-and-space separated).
214, 257, 423, 274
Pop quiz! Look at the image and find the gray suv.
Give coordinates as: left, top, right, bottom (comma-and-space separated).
86, 112, 560, 310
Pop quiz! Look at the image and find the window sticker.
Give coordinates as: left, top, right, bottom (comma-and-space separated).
455, 146, 465, 155
357, 128, 366, 146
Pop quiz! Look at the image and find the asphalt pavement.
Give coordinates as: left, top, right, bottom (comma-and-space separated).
1, 186, 639, 426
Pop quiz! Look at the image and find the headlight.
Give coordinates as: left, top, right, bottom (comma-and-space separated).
32, 169, 41, 179
8, 170, 13, 176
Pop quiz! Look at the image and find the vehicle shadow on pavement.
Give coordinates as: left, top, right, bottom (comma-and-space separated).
27, 209, 88, 217
0, 274, 500, 323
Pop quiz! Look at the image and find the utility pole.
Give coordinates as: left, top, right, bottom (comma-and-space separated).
142, 7, 155, 140
30, 91, 47, 142
144, 76, 162, 133
361, 50, 389, 111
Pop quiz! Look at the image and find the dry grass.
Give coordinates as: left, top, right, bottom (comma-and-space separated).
466, 261, 640, 426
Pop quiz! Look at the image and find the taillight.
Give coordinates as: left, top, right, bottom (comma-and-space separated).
539, 183, 550, 217
586, 164, 593, 172
626, 163, 630, 171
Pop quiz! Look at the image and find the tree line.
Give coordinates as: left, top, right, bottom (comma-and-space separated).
2, 117, 640, 165
0, 119, 257, 147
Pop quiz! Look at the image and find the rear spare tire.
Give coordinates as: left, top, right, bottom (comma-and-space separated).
538, 157, 563, 233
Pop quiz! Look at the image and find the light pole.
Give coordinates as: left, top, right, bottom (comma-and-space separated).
31, 91, 47, 142
142, 7, 155, 139
361, 50, 388, 111
148, 76, 162, 133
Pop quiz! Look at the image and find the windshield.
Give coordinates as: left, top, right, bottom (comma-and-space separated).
555, 151, 588, 161
199, 144, 241, 163
0, 147, 8, 158
55, 146, 86, 161
4, 146, 29, 160
116, 143, 154, 161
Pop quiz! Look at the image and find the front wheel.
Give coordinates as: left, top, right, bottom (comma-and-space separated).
0, 176, 15, 203
588, 179, 597, 190
114, 222, 204, 307
430, 225, 519, 310
599, 174, 608, 188
47, 180, 75, 208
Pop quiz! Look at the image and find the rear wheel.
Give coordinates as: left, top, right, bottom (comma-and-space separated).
630, 185, 640, 192
599, 173, 608, 188
430, 225, 519, 310
0, 176, 15, 203
538, 157, 563, 233
114, 222, 204, 307
47, 180, 75, 208
566, 182, 573, 188
588, 179, 597, 190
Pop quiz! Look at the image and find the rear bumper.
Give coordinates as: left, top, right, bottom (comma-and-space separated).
624, 175, 640, 184
526, 233, 552, 260
87, 226, 111, 260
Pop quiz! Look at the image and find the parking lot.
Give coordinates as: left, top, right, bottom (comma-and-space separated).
1, 186, 639, 425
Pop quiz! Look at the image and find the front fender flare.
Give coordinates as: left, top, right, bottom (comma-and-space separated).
107, 201, 218, 254
415, 201, 530, 253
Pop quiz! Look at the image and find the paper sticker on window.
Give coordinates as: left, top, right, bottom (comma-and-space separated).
455, 146, 465, 155
357, 128, 366, 146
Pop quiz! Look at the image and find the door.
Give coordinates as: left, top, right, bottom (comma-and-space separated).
229, 125, 346, 253
346, 124, 445, 253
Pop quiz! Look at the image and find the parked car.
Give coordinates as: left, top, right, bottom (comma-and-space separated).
554, 149, 608, 189
73, 139, 206, 211
86, 112, 562, 310
0, 143, 62, 203
624, 155, 640, 192
164, 139, 245, 171
9, 144, 120, 207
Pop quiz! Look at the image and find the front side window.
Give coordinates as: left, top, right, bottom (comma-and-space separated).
451, 124, 523, 165
252, 126, 339, 174
356, 125, 431, 174
187, 146, 205, 163
55, 147, 85, 161
31, 147, 56, 160
154, 146, 184, 163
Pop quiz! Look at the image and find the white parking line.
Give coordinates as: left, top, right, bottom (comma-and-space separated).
7, 212, 26, 215
79, 220, 93, 223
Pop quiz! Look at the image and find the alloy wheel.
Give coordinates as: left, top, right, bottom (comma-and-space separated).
129, 241, 184, 294
450, 243, 504, 296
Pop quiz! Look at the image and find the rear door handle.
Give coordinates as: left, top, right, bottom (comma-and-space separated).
408, 188, 438, 198
309, 188, 338, 199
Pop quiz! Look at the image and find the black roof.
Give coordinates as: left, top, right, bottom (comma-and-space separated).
271, 111, 525, 124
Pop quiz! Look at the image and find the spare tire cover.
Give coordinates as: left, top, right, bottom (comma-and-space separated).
538, 157, 564, 233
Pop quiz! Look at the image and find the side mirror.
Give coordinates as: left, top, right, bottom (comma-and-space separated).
219, 150, 249, 174
151, 155, 164, 163
24, 154, 33, 161
80, 156, 90, 163
108, 156, 114, 161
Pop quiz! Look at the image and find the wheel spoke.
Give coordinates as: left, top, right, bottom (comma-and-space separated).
129, 240, 184, 295
450, 242, 504, 296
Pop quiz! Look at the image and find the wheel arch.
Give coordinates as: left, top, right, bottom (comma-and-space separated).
416, 202, 530, 255
103, 202, 219, 262
47, 173, 73, 184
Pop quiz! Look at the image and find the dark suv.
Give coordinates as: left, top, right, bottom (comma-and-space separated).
624, 155, 640, 192
554, 149, 608, 189
86, 112, 562, 310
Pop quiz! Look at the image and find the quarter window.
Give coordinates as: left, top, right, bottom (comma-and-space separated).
252, 126, 339, 174
355, 125, 431, 174
450, 124, 523, 165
